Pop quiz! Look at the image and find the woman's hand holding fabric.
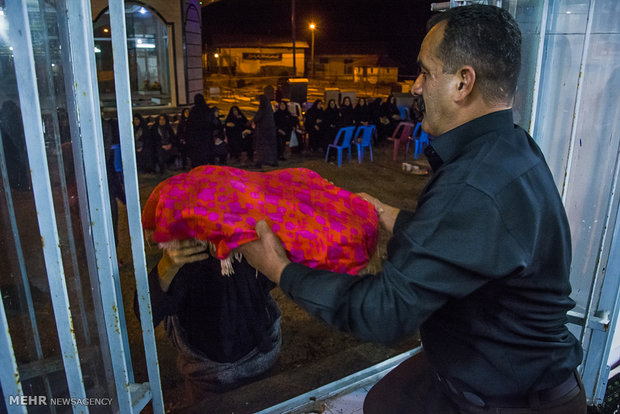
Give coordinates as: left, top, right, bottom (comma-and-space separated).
157, 239, 210, 292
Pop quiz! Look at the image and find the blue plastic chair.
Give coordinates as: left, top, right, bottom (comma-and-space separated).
111, 144, 123, 172
405, 122, 430, 159
398, 105, 410, 121
353, 125, 375, 163
325, 126, 356, 167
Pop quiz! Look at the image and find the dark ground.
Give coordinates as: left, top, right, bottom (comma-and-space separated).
118, 141, 430, 413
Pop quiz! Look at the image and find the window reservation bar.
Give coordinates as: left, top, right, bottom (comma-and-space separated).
66, 0, 137, 411
6, 0, 89, 410
108, 0, 165, 411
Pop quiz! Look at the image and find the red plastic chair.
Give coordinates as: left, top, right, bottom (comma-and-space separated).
389, 122, 416, 161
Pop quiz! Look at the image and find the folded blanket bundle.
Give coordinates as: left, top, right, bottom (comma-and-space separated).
142, 166, 379, 276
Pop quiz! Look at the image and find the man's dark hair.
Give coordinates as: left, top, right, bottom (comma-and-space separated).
427, 5, 521, 105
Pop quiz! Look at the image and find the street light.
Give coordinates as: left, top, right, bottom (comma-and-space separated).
214, 52, 220, 74
309, 23, 316, 78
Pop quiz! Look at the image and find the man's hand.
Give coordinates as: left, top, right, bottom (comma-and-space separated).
357, 192, 400, 235
238, 220, 291, 284
157, 239, 210, 292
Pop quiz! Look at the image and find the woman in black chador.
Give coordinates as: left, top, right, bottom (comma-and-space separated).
368, 97, 382, 127
354, 97, 371, 127
323, 99, 339, 149
274, 102, 296, 161
211, 107, 227, 165
133, 113, 155, 173
378, 94, 401, 142
136, 241, 281, 405
252, 94, 278, 168
337, 96, 354, 127
186, 94, 215, 167
176, 108, 190, 169
304, 99, 325, 152
225, 106, 253, 163
151, 114, 178, 173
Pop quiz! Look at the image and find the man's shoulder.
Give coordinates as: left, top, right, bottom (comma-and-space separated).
459, 126, 545, 195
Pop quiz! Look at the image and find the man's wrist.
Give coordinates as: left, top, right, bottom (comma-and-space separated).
271, 258, 291, 284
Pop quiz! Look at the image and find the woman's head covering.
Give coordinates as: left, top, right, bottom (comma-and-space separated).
194, 93, 207, 107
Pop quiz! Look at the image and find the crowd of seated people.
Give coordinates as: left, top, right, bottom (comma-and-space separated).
299, 94, 418, 154
104, 91, 420, 173
127, 100, 252, 173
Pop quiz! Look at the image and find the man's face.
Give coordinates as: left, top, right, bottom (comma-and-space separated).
412, 22, 457, 136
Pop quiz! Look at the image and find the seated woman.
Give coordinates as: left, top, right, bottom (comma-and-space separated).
136, 239, 281, 404
151, 114, 178, 173
337, 96, 354, 127
133, 113, 155, 173
378, 95, 401, 142
274, 101, 297, 161
354, 97, 371, 127
211, 107, 228, 165
323, 99, 340, 148
304, 99, 325, 152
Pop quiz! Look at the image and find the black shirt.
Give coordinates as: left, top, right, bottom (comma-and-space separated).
280, 110, 582, 397
143, 257, 280, 363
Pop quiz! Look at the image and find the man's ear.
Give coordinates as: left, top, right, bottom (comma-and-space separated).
455, 65, 476, 101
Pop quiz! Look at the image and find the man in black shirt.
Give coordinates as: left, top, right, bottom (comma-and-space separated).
239, 5, 586, 413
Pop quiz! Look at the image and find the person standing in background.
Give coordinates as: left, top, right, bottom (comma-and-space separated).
186, 94, 215, 167
252, 92, 278, 169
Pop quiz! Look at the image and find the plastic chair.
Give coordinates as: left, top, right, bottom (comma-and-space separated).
353, 125, 375, 163
325, 126, 356, 167
405, 122, 430, 159
111, 144, 122, 173
398, 105, 411, 121
389, 122, 416, 161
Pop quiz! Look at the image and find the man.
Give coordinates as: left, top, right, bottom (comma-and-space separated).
240, 5, 586, 413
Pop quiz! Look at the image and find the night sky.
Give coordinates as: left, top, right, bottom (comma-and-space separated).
202, 0, 434, 76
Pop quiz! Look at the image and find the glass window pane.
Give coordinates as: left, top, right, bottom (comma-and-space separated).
503, 0, 545, 129
563, 28, 620, 310
94, 2, 172, 107
1, 0, 120, 409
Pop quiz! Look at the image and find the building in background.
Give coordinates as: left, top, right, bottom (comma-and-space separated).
91, 0, 203, 108
310, 42, 395, 82
353, 55, 400, 84
205, 35, 308, 77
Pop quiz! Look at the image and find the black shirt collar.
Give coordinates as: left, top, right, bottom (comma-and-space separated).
424, 109, 514, 172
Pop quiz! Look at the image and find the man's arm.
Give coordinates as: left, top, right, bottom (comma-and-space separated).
239, 187, 518, 344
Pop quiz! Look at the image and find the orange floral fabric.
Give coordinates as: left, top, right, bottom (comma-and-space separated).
142, 166, 379, 275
